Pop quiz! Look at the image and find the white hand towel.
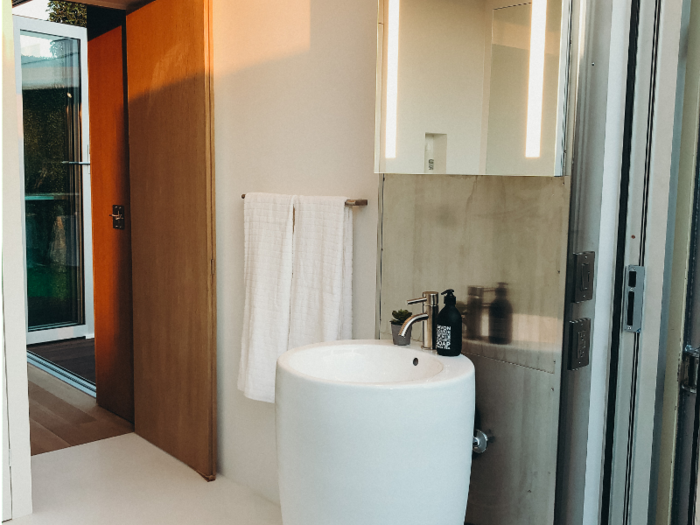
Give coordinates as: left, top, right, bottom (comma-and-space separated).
288, 196, 353, 350
238, 193, 296, 403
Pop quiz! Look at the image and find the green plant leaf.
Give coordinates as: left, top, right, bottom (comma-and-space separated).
391, 309, 412, 324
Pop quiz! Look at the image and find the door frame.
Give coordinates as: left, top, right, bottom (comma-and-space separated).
5, 0, 218, 514
653, 0, 700, 518
2, 0, 34, 518
601, 0, 687, 520
552, 0, 638, 518
13, 16, 95, 346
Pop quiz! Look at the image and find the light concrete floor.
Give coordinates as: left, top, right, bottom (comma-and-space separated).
12, 433, 282, 525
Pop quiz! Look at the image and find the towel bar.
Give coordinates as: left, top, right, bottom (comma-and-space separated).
241, 194, 367, 207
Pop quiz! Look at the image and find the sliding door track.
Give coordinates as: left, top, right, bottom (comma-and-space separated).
27, 351, 96, 397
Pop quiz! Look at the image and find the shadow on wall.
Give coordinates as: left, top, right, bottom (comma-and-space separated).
125, 0, 330, 487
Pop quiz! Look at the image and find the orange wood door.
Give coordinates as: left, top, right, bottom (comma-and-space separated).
87, 7, 134, 423
126, 0, 216, 479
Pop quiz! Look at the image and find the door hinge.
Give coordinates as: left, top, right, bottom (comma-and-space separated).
568, 318, 591, 370
681, 345, 700, 394
211, 259, 215, 276
573, 251, 595, 303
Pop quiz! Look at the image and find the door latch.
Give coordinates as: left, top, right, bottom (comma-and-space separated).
623, 266, 645, 333
110, 205, 125, 230
681, 345, 700, 394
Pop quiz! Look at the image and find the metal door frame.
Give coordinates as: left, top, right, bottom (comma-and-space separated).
552, 0, 638, 518
665, 0, 700, 513
600, 0, 688, 521
671, 168, 700, 525
12, 16, 94, 345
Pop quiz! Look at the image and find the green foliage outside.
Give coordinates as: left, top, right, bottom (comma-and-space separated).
23, 88, 71, 195
48, 1, 87, 27
22, 87, 80, 327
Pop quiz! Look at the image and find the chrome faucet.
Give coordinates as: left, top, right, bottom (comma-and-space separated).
399, 291, 439, 350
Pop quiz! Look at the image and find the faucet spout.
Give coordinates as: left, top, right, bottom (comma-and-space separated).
400, 291, 439, 350
399, 313, 429, 337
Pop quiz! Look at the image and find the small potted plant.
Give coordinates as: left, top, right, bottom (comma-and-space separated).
390, 309, 413, 346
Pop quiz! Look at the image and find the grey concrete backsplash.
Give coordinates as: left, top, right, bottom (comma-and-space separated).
379, 173, 571, 525
379, 173, 570, 373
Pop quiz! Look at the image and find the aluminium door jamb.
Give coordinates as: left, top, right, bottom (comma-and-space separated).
603, 0, 687, 521
552, 0, 634, 520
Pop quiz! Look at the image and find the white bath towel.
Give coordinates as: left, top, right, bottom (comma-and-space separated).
238, 193, 296, 403
288, 196, 353, 350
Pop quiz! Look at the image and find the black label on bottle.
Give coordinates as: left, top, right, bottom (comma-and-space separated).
436, 325, 451, 350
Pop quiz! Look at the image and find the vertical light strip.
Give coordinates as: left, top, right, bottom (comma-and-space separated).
385, 0, 400, 159
525, 0, 547, 158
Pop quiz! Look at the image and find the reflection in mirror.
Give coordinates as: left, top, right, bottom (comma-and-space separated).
376, 0, 571, 176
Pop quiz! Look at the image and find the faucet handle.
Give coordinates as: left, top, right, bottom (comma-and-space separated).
424, 291, 439, 306
408, 291, 439, 306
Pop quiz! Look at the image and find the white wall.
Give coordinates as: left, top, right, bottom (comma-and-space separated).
212, 0, 380, 503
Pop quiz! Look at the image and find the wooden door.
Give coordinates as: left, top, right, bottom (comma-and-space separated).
126, 0, 216, 479
87, 6, 134, 423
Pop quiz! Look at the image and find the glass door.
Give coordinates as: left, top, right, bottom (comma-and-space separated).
13, 16, 93, 346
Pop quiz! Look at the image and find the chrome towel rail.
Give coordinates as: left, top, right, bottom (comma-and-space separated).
241, 194, 367, 207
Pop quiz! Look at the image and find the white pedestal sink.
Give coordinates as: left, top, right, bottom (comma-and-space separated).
275, 339, 475, 525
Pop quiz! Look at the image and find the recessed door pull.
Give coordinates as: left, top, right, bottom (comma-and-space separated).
623, 266, 645, 333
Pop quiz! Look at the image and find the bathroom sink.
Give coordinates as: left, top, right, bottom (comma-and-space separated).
276, 339, 475, 525
279, 340, 448, 383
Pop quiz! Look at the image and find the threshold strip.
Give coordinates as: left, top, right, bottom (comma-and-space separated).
27, 351, 96, 397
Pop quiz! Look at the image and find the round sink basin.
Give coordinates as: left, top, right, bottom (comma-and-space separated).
281, 342, 445, 384
276, 339, 475, 525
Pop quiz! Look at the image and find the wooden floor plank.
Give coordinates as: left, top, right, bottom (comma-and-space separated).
28, 382, 95, 426
29, 399, 108, 448
28, 365, 98, 413
30, 419, 71, 456
28, 364, 133, 456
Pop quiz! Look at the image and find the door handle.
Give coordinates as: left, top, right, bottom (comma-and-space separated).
61, 161, 91, 165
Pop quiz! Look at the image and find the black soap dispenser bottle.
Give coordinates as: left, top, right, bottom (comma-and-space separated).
436, 289, 463, 356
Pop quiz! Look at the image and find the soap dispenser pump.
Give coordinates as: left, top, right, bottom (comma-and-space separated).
436, 289, 463, 356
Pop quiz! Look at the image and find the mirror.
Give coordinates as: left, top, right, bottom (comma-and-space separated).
375, 0, 572, 176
